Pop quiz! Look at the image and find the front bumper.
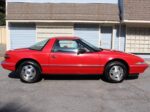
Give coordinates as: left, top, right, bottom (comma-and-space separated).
1, 61, 15, 71
129, 64, 149, 74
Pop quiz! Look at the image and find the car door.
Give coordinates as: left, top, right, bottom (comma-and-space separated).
48, 39, 102, 74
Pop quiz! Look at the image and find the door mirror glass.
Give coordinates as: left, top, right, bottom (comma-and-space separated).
77, 48, 86, 54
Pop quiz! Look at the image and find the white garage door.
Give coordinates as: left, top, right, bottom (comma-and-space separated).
74, 24, 99, 47
10, 23, 36, 49
37, 23, 74, 41
126, 27, 150, 53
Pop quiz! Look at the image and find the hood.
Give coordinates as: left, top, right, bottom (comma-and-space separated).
101, 49, 139, 57
103, 49, 129, 54
100, 49, 145, 62
102, 49, 126, 54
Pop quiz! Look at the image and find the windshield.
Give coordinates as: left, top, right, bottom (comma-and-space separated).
80, 39, 102, 51
29, 39, 49, 50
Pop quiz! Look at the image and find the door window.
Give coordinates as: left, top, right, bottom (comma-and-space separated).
52, 40, 92, 53
59, 40, 78, 49
52, 40, 78, 53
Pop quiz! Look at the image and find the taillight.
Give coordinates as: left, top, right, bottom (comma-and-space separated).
4, 54, 10, 59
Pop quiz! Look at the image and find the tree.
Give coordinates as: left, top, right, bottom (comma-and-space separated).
0, 0, 5, 25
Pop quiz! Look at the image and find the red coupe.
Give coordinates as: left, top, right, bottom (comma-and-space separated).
1, 37, 148, 83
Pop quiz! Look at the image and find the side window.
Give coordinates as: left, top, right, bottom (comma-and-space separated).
59, 40, 78, 49
52, 40, 78, 53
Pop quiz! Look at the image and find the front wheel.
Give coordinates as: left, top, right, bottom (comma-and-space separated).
104, 61, 127, 83
18, 61, 41, 83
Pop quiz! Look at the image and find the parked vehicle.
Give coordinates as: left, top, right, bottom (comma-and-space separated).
1, 37, 148, 83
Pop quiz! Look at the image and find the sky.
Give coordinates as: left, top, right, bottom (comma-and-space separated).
7, 0, 118, 4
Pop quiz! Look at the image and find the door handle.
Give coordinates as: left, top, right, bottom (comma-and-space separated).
51, 55, 56, 59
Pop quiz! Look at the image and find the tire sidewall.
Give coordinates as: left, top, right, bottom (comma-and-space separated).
105, 62, 127, 83
18, 61, 41, 83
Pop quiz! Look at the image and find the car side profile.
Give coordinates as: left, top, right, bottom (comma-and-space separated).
1, 37, 148, 83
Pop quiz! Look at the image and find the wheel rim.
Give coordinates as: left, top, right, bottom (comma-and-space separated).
21, 65, 36, 81
109, 65, 124, 81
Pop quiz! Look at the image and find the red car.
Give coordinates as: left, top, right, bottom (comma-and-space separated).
1, 37, 148, 83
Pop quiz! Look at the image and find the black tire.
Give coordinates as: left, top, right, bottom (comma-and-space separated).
17, 61, 41, 83
104, 61, 127, 83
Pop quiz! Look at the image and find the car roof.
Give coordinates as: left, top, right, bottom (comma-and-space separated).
50, 36, 80, 40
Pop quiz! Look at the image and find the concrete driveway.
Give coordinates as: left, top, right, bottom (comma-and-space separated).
0, 59, 150, 112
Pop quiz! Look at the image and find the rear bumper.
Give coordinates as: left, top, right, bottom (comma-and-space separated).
129, 64, 149, 74
1, 61, 15, 71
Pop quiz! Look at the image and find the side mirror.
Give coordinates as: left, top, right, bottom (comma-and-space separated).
77, 48, 86, 54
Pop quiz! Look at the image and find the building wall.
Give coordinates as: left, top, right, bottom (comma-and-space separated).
7, 22, 150, 59
6, 0, 120, 50
115, 25, 126, 51
0, 26, 6, 56
6, 0, 150, 59
36, 23, 120, 50
0, 26, 6, 45
113, 26, 119, 50
8, 22, 123, 50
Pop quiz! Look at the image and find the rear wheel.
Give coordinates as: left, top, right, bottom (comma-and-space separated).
18, 61, 41, 83
104, 61, 127, 83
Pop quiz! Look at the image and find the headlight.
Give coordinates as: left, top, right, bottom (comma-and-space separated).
136, 62, 146, 65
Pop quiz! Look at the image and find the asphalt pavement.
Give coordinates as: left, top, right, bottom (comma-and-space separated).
0, 59, 150, 112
